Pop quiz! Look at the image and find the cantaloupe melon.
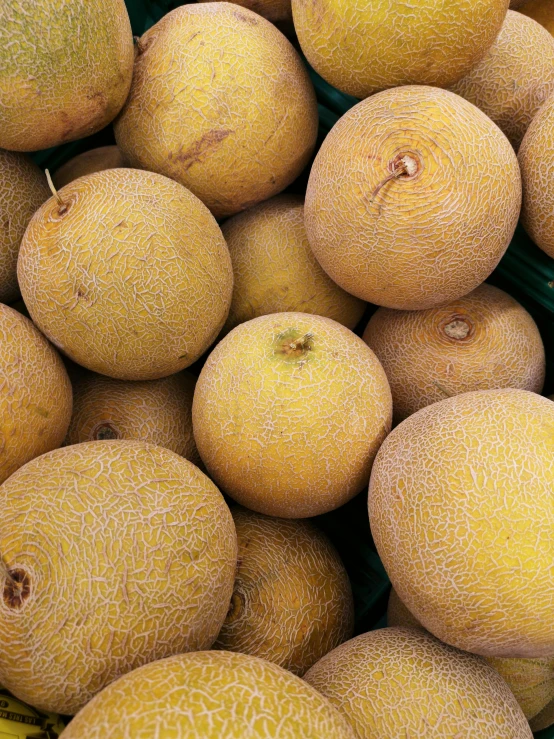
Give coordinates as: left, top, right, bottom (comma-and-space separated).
215, 507, 354, 674
0, 151, 50, 304
114, 3, 318, 219
362, 284, 545, 423
17, 168, 233, 380
291, 0, 509, 99
0, 1, 134, 152
369, 388, 554, 658
304, 627, 532, 738
451, 11, 554, 150
193, 312, 392, 518
519, 93, 554, 258
305, 86, 521, 310
0, 304, 72, 484
59, 651, 356, 738
520, 0, 554, 36
222, 195, 365, 335
53, 147, 127, 189
65, 371, 200, 465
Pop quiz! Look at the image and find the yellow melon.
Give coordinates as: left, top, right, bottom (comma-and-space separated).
215, 506, 354, 674
59, 651, 355, 738
292, 0, 508, 99
53, 146, 127, 189
369, 388, 554, 658
0, 441, 237, 715
304, 627, 532, 738
222, 195, 365, 335
451, 11, 554, 150
362, 283, 545, 423
0, 150, 50, 304
519, 93, 554, 257
305, 86, 521, 310
193, 312, 392, 518
17, 168, 233, 380
199, 0, 292, 26
0, 1, 134, 152
114, 3, 318, 219
520, 0, 554, 36
386, 587, 424, 631
65, 371, 200, 465
0, 304, 72, 484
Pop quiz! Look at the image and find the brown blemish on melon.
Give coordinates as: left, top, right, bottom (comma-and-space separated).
3, 568, 31, 610
174, 130, 232, 170
442, 315, 474, 341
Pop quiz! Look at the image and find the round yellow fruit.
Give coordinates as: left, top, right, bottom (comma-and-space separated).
0, 441, 237, 715
17, 168, 233, 380
362, 283, 545, 423
222, 195, 365, 335
520, 0, 554, 36
519, 93, 554, 257
199, 0, 292, 26
305, 86, 521, 310
215, 506, 354, 674
369, 388, 554, 658
0, 0, 134, 152
0, 304, 72, 484
115, 3, 318, 219
451, 11, 554, 150
59, 651, 356, 738
0, 150, 50, 303
304, 628, 532, 738
193, 312, 392, 518
387, 587, 424, 632
53, 146, 127, 189
65, 371, 200, 465
292, 0, 508, 99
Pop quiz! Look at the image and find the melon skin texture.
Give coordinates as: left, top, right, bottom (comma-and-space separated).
198, 0, 292, 26
222, 195, 365, 335
192, 312, 392, 518
304, 627, 532, 738
17, 168, 233, 380
0, 441, 237, 715
59, 651, 356, 738
0, 150, 50, 303
305, 86, 521, 310
114, 3, 318, 220
362, 283, 545, 423
214, 507, 354, 675
291, 0, 508, 99
369, 388, 554, 658
53, 147, 127, 189
0, 304, 72, 485
520, 0, 554, 36
65, 371, 200, 466
519, 94, 554, 258
451, 11, 554, 151
0, 0, 134, 152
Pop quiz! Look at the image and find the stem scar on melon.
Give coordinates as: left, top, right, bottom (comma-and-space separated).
45, 169, 69, 216
1, 564, 31, 610
371, 153, 421, 201
441, 315, 475, 341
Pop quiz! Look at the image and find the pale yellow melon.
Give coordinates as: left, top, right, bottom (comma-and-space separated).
17, 168, 233, 380
0, 441, 237, 715
292, 0, 508, 99
451, 11, 554, 150
0, 1, 134, 152
369, 388, 554, 658
199, 0, 292, 26
520, 0, 554, 36
519, 93, 554, 257
0, 150, 49, 303
304, 628, 532, 738
222, 195, 365, 335
363, 283, 545, 423
60, 651, 355, 738
0, 304, 72, 484
65, 371, 200, 465
305, 86, 521, 310
215, 507, 354, 674
53, 146, 127, 189
114, 3, 318, 219
193, 312, 392, 518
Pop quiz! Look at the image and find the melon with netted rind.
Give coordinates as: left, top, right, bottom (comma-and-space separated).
53, 147, 127, 189
305, 86, 521, 310
59, 651, 356, 738
0, 440, 237, 715
369, 388, 554, 658
304, 627, 532, 738
17, 168, 233, 380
